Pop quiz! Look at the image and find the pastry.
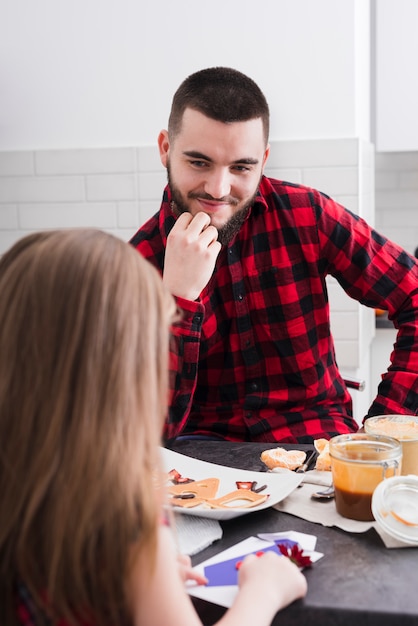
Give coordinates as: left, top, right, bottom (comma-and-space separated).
260, 447, 306, 470
314, 438, 331, 471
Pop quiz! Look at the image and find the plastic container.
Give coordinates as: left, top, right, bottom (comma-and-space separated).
329, 433, 402, 521
365, 415, 418, 476
372, 475, 418, 546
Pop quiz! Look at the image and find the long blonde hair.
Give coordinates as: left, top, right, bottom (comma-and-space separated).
0, 229, 174, 625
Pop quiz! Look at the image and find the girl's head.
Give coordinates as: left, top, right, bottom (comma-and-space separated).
0, 228, 175, 625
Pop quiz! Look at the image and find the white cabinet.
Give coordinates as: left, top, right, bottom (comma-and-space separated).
374, 0, 418, 151
370, 326, 397, 393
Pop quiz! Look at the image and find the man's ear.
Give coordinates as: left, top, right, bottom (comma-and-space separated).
262, 144, 270, 171
158, 130, 170, 168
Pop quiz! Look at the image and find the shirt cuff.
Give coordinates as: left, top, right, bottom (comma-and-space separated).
174, 296, 205, 332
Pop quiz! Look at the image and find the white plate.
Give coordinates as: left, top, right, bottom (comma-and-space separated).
161, 447, 304, 521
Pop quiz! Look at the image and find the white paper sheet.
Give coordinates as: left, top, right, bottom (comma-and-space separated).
187, 533, 323, 609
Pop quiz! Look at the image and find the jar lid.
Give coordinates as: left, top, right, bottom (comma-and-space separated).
372, 475, 418, 546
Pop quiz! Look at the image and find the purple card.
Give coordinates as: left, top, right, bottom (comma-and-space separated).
203, 539, 297, 586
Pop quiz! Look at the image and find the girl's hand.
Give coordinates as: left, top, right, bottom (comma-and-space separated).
238, 551, 307, 611
177, 553, 208, 587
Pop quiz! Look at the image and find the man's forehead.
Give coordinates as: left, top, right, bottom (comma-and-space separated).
180, 107, 264, 130
174, 109, 266, 153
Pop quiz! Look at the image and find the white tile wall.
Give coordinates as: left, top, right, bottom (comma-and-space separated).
0, 139, 376, 418
375, 151, 418, 256
0, 176, 85, 203
0, 151, 35, 176
35, 148, 136, 175
19, 203, 117, 229
0, 145, 164, 253
0, 139, 374, 250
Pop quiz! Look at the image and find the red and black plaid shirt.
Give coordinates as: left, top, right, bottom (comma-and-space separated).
15, 580, 96, 626
131, 176, 418, 444
15, 580, 74, 626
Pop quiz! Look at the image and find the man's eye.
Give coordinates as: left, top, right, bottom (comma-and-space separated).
190, 160, 208, 168
233, 165, 250, 172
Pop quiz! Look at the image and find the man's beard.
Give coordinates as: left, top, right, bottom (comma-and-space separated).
167, 166, 260, 246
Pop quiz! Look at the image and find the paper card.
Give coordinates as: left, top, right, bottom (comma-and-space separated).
188, 534, 324, 609
204, 539, 297, 586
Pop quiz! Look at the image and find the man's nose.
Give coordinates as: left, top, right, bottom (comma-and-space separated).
204, 169, 231, 199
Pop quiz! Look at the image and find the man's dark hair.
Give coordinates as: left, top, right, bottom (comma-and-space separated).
168, 67, 270, 144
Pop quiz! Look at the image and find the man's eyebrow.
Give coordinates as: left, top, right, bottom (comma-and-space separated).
183, 150, 259, 165
183, 150, 212, 161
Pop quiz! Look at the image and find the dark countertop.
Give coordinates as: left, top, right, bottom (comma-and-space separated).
169, 440, 418, 626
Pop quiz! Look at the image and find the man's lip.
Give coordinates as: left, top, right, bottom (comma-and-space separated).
197, 199, 231, 212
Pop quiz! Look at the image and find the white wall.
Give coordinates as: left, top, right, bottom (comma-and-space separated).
1, 0, 370, 150
374, 0, 418, 151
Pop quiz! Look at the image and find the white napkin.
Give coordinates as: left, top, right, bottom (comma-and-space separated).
173, 513, 223, 556
300, 469, 334, 487
273, 471, 411, 548
271, 467, 332, 487
274, 478, 374, 533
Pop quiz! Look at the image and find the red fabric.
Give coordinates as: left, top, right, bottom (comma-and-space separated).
15, 580, 94, 626
131, 176, 418, 443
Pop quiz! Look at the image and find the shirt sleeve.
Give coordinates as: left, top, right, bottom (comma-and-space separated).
164, 296, 205, 442
315, 191, 418, 418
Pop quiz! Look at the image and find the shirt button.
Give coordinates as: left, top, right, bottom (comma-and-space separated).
237, 294, 243, 301
245, 340, 251, 347
245, 412, 253, 419
250, 382, 258, 391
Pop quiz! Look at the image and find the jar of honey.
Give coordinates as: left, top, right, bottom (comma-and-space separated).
329, 433, 402, 521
